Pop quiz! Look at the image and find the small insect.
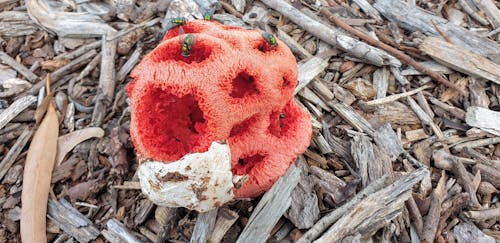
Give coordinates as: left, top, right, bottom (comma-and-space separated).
262, 32, 278, 47
157, 17, 187, 40
203, 11, 213, 21
181, 34, 195, 57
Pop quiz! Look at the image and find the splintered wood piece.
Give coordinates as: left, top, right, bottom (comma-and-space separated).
191, 208, 218, 243
47, 199, 100, 242
208, 208, 239, 243
236, 159, 301, 243
0, 95, 37, 130
466, 106, 500, 136
0, 129, 32, 181
407, 96, 444, 140
295, 56, 329, 94
297, 175, 390, 243
420, 37, 500, 84
351, 135, 377, 188
473, 0, 500, 28
453, 222, 495, 243
465, 207, 500, 221
260, 0, 401, 67
422, 170, 447, 242
365, 85, 430, 106
352, 0, 383, 22
92, 36, 117, 126
332, 103, 375, 136
25, 0, 116, 37
315, 167, 428, 242
374, 0, 500, 63
0, 51, 39, 82
286, 160, 320, 229
102, 219, 141, 243
374, 123, 404, 161
405, 129, 429, 142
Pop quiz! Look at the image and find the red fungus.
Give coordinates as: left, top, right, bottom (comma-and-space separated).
127, 20, 312, 198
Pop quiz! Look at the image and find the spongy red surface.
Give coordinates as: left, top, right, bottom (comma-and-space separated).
127, 20, 312, 198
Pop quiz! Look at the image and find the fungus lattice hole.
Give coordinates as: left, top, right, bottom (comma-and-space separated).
232, 153, 267, 175
254, 40, 277, 53
268, 108, 293, 137
152, 38, 212, 64
282, 76, 291, 88
230, 115, 258, 137
230, 72, 259, 98
138, 87, 207, 161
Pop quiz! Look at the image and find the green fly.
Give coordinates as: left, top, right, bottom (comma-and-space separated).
181, 34, 195, 57
262, 32, 278, 48
203, 2, 220, 21
157, 17, 187, 40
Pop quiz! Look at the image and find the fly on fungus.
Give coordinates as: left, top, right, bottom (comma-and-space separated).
181, 34, 195, 57
263, 32, 278, 48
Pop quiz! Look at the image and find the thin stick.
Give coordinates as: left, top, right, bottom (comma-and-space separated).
365, 85, 430, 106
320, 8, 465, 94
220, 1, 243, 18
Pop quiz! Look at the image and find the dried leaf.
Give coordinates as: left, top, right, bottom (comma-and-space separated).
56, 127, 105, 166
20, 100, 58, 243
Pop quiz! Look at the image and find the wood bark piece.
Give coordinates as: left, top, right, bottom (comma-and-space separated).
465, 106, 500, 136
320, 9, 463, 93
422, 170, 446, 243
332, 103, 375, 136
472, 164, 500, 188
28, 49, 98, 94
465, 207, 500, 221
20, 96, 58, 243
298, 175, 390, 243
351, 135, 377, 188
236, 160, 301, 243
208, 208, 239, 243
25, 0, 116, 37
0, 95, 36, 131
374, 123, 404, 161
473, 0, 500, 28
261, 0, 401, 67
92, 36, 117, 126
191, 209, 218, 243
0, 51, 39, 82
374, 0, 500, 63
295, 57, 329, 94
352, 0, 383, 23
453, 222, 495, 243
420, 37, 500, 84
47, 199, 100, 243
315, 167, 428, 242
0, 129, 32, 180
0, 11, 39, 36
286, 158, 320, 229
102, 219, 141, 243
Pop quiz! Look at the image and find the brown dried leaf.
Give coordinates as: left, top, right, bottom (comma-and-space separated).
20, 100, 58, 243
56, 127, 105, 166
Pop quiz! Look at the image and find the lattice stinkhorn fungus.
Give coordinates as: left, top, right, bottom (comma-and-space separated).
127, 20, 312, 212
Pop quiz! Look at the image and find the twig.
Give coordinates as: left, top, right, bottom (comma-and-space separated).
0, 51, 39, 82
431, 19, 453, 43
219, 1, 243, 18
365, 85, 430, 106
465, 208, 500, 221
320, 9, 465, 94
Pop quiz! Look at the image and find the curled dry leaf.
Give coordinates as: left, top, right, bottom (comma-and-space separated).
56, 127, 105, 165
20, 100, 58, 243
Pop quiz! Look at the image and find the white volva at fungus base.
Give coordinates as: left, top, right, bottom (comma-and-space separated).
137, 142, 235, 212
